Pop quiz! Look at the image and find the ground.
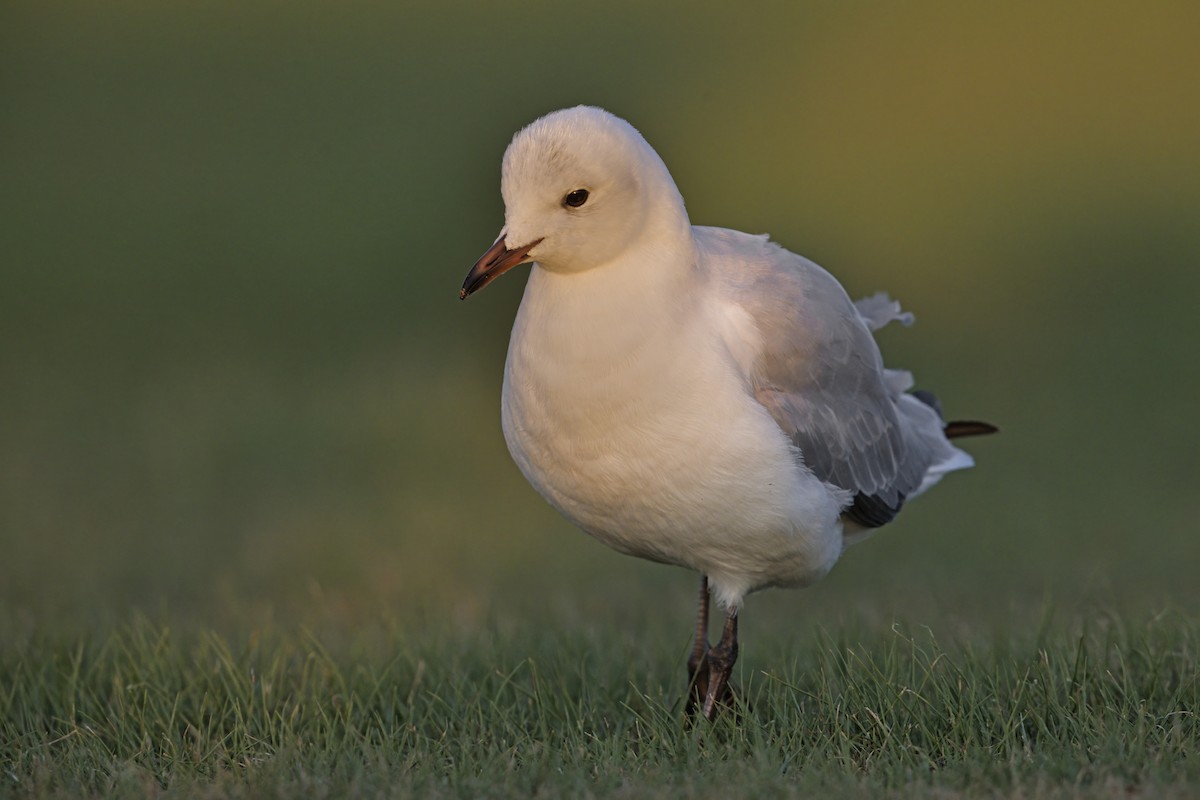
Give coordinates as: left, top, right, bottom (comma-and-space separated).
3, 602, 1196, 799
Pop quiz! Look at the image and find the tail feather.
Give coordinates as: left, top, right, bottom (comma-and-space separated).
944, 420, 999, 439
909, 389, 998, 440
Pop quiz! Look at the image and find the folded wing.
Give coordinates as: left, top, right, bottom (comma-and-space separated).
699, 227, 966, 528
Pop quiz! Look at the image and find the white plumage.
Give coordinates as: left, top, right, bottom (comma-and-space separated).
461, 105, 992, 718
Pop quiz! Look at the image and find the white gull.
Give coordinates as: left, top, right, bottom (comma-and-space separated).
460, 106, 995, 720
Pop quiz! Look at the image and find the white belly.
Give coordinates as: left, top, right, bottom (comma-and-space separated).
500, 309, 847, 606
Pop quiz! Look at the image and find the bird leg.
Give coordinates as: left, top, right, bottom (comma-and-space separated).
685, 575, 711, 716
684, 577, 741, 721
701, 607, 739, 721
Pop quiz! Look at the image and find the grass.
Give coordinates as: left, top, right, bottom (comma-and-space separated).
3, 610, 1196, 799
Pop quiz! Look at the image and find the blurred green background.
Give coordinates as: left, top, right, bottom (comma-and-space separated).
2, 1, 1198, 636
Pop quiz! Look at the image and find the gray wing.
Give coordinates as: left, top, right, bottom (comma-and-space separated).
698, 227, 940, 527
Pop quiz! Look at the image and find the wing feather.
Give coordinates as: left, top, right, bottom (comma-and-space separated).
698, 227, 941, 527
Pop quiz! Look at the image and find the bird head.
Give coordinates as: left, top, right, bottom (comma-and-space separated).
460, 106, 685, 299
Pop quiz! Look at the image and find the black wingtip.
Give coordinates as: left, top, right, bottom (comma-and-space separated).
844, 491, 906, 528
944, 420, 1000, 439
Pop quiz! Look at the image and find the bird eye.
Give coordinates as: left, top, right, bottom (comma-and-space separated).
563, 189, 589, 208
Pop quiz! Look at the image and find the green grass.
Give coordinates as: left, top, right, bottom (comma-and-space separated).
3, 611, 1197, 799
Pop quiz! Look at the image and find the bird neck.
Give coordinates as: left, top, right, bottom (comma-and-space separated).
514, 219, 701, 368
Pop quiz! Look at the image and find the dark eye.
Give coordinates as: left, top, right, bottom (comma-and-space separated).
563, 188, 589, 208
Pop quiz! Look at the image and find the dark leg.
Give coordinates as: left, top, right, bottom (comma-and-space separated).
684, 575, 710, 716
701, 607, 739, 721
687, 575, 710, 679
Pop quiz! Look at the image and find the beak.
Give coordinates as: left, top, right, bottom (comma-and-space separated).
459, 232, 543, 300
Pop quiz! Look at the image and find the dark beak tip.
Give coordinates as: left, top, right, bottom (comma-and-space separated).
460, 235, 542, 300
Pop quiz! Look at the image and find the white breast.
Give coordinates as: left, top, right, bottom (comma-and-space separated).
499, 264, 847, 605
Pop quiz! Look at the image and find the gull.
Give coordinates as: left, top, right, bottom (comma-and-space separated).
460, 106, 995, 720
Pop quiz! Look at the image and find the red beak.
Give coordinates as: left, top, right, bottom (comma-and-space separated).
459, 233, 543, 299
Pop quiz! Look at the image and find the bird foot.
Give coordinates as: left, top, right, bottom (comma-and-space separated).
684, 643, 739, 721
700, 634, 739, 720
683, 577, 741, 722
